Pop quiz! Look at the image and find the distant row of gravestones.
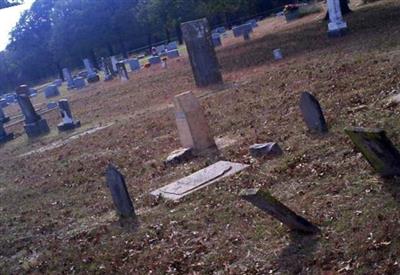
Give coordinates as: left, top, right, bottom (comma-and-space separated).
106, 88, 400, 235
0, 85, 81, 143
211, 19, 259, 47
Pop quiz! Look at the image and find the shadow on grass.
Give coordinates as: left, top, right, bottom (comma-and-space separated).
276, 231, 320, 273
219, 1, 400, 73
382, 177, 400, 203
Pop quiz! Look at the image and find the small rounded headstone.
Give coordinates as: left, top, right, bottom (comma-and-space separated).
44, 85, 60, 98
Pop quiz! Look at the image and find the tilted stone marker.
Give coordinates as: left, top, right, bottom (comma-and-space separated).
116, 61, 129, 81
106, 164, 137, 228
240, 189, 320, 234
152, 161, 249, 201
181, 18, 223, 87
345, 127, 400, 177
299, 91, 328, 134
0, 107, 10, 123
16, 85, 50, 138
0, 122, 13, 144
57, 99, 81, 131
174, 91, 218, 156
44, 85, 60, 98
83, 58, 100, 83
249, 142, 283, 158
63, 68, 75, 89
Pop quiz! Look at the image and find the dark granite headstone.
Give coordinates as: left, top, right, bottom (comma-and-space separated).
106, 164, 137, 228
181, 18, 223, 87
240, 189, 320, 234
345, 127, 400, 177
116, 61, 129, 81
299, 91, 328, 134
16, 85, 50, 138
57, 99, 81, 131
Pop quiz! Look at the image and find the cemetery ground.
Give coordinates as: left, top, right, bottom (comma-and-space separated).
1, 0, 400, 273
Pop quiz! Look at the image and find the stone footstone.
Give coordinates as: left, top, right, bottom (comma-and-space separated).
44, 85, 60, 98
106, 164, 138, 229
17, 85, 50, 138
240, 189, 320, 234
345, 127, 400, 177
165, 148, 193, 166
181, 18, 223, 87
0, 123, 13, 144
57, 99, 81, 132
249, 142, 283, 158
299, 91, 328, 134
174, 91, 218, 156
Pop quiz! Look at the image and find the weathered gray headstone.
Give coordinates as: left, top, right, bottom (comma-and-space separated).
16, 85, 50, 138
299, 92, 328, 134
106, 164, 137, 228
212, 33, 222, 47
128, 59, 141, 71
44, 85, 60, 98
74, 77, 86, 89
116, 61, 129, 81
240, 189, 320, 234
345, 127, 400, 177
0, 122, 13, 144
149, 55, 161, 65
63, 68, 75, 89
273, 49, 283, 60
53, 79, 62, 87
111, 56, 118, 73
174, 91, 218, 156
249, 142, 283, 158
0, 106, 10, 123
232, 23, 253, 39
166, 49, 180, 59
181, 18, 223, 87
83, 58, 100, 83
167, 41, 178, 51
165, 148, 193, 166
57, 99, 81, 131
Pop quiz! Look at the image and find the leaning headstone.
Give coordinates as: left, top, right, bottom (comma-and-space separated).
128, 59, 141, 71
345, 127, 400, 177
0, 107, 10, 123
53, 79, 62, 87
212, 33, 222, 47
240, 189, 320, 234
181, 18, 223, 87
174, 91, 218, 156
165, 148, 193, 166
273, 49, 283, 60
152, 161, 249, 201
106, 164, 138, 228
74, 77, 86, 89
16, 85, 50, 138
44, 85, 60, 98
0, 122, 13, 144
116, 61, 129, 81
167, 49, 180, 59
57, 99, 81, 131
83, 58, 100, 83
249, 142, 283, 158
148, 55, 161, 65
299, 92, 328, 134
63, 68, 75, 89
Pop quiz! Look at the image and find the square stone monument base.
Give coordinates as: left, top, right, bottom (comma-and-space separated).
24, 119, 50, 138
0, 133, 14, 144
57, 121, 81, 132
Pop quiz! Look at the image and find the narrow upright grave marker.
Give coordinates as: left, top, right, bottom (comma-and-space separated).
44, 85, 60, 98
345, 127, 400, 177
0, 106, 10, 123
174, 91, 218, 156
83, 58, 100, 83
116, 61, 129, 81
102, 57, 114, 81
111, 56, 118, 74
57, 99, 81, 131
299, 92, 328, 134
212, 33, 222, 47
63, 68, 75, 89
0, 122, 13, 144
273, 49, 283, 60
240, 189, 320, 234
16, 85, 50, 138
181, 18, 223, 87
327, 0, 348, 37
106, 164, 138, 228
152, 161, 249, 201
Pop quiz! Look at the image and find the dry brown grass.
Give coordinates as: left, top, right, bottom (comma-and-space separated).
1, 0, 400, 273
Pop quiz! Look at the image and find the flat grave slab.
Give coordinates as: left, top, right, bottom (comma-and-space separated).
151, 160, 248, 201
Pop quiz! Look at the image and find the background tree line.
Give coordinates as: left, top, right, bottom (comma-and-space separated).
0, 0, 296, 92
